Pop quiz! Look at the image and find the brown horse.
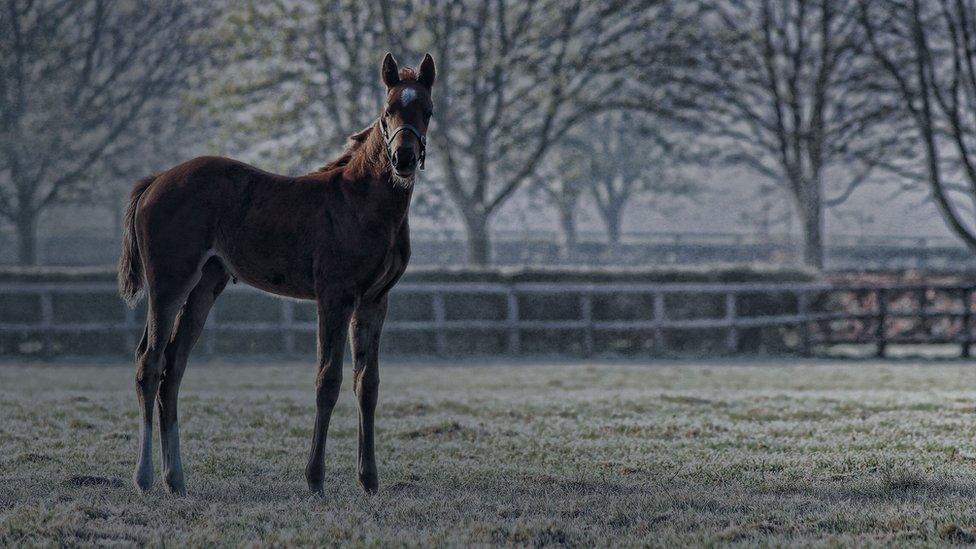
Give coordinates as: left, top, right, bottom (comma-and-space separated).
117, 52, 434, 496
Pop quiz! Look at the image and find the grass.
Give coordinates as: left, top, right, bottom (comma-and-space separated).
5, 358, 976, 545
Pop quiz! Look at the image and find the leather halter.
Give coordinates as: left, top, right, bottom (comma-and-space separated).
380, 119, 426, 171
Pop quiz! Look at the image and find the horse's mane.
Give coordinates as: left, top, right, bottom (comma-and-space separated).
312, 123, 377, 174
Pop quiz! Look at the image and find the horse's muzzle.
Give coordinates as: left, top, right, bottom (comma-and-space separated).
392, 147, 417, 176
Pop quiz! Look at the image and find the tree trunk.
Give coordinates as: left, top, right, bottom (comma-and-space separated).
462, 211, 491, 265
15, 209, 39, 265
594, 204, 624, 262
798, 189, 824, 269
557, 206, 577, 261
603, 205, 624, 247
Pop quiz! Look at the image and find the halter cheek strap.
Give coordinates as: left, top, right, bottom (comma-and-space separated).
380, 120, 427, 170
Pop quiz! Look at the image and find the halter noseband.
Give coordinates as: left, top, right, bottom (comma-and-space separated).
380, 120, 427, 171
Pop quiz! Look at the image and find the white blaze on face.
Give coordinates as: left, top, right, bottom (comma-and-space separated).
400, 87, 417, 107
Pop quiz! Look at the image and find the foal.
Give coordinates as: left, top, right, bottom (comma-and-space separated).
117, 53, 434, 495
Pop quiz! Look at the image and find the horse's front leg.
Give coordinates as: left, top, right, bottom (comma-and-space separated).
350, 295, 387, 494
305, 292, 354, 495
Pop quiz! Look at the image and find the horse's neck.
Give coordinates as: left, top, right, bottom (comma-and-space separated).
342, 170, 413, 231
344, 124, 413, 220
384, 182, 414, 231
311, 122, 414, 228
343, 122, 386, 179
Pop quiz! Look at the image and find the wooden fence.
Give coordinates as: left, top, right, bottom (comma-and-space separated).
1, 281, 975, 357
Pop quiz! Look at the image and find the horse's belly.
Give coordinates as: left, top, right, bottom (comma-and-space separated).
215, 246, 316, 300
214, 223, 407, 301
238, 274, 316, 300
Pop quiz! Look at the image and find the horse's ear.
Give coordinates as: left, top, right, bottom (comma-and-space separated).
418, 53, 435, 89
381, 52, 400, 89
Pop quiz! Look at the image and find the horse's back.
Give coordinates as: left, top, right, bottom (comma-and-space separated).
149, 156, 287, 194
132, 157, 264, 272
137, 156, 296, 226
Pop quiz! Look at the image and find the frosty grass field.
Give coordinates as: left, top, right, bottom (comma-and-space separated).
6, 358, 976, 545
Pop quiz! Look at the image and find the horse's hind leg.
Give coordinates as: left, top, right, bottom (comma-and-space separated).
133, 262, 205, 493
157, 257, 229, 496
133, 292, 190, 492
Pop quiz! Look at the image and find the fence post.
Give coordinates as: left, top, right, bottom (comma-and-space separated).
507, 290, 520, 354
797, 290, 811, 356
432, 292, 447, 356
917, 287, 927, 341
653, 291, 665, 353
580, 293, 594, 357
963, 287, 973, 358
725, 292, 738, 353
39, 291, 54, 357
281, 300, 295, 356
876, 288, 887, 358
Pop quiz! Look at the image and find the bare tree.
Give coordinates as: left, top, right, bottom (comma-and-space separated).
530, 140, 589, 260
859, 0, 976, 251
678, 0, 899, 268
583, 114, 701, 249
377, 0, 678, 264
0, 0, 204, 264
532, 113, 701, 260
200, 0, 389, 173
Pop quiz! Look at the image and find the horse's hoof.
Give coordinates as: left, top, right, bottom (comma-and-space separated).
164, 481, 186, 497
358, 474, 378, 495
307, 481, 324, 496
163, 471, 186, 496
133, 470, 153, 493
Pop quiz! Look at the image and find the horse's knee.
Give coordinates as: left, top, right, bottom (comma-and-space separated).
354, 371, 379, 398
136, 366, 158, 387
314, 362, 341, 396
135, 348, 165, 392
315, 379, 342, 409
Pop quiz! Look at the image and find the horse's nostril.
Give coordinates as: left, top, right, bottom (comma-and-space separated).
394, 149, 416, 171
396, 148, 414, 162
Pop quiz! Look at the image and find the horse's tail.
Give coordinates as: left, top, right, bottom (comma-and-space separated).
118, 175, 155, 307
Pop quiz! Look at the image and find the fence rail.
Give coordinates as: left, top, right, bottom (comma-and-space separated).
2, 281, 974, 357
5, 230, 974, 270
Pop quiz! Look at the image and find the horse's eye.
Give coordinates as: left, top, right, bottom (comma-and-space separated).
425, 110, 433, 118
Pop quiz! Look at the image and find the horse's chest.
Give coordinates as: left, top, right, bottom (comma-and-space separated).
357, 241, 406, 296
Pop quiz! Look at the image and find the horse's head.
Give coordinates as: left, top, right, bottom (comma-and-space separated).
379, 52, 435, 180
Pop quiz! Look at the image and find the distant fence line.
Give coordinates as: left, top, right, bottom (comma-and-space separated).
450, 229, 965, 250
2, 230, 973, 269
2, 279, 974, 358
